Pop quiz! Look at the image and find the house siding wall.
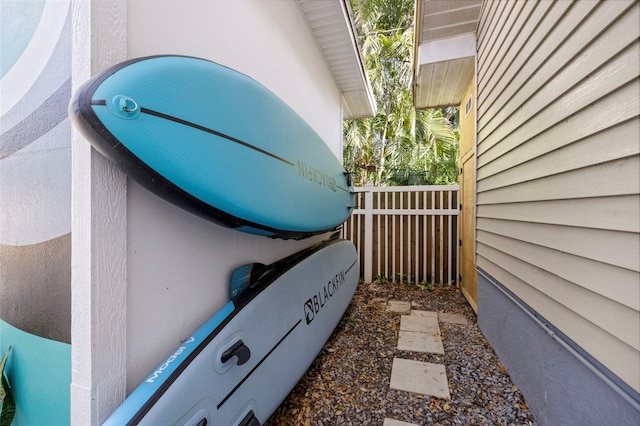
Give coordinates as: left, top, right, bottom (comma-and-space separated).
478, 271, 640, 425
475, 0, 640, 420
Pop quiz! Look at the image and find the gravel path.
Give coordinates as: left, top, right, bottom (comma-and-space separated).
266, 281, 538, 425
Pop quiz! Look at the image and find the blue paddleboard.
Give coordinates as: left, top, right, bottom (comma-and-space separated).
103, 238, 359, 425
69, 55, 355, 239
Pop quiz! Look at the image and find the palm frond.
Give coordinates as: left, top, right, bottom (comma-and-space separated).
345, 0, 460, 186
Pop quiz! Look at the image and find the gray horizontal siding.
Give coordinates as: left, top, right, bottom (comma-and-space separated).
476, 0, 640, 392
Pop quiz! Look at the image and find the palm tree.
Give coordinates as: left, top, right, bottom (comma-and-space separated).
344, 0, 459, 186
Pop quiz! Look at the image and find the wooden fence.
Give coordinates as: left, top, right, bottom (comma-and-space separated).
341, 185, 460, 285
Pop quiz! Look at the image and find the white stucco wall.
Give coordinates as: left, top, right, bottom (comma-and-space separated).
127, 0, 342, 157
70, 2, 346, 421
123, 0, 344, 392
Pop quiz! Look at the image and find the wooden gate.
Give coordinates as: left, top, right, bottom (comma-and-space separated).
341, 185, 459, 286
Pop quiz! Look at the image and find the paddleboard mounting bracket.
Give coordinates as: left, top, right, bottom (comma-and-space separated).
344, 171, 354, 187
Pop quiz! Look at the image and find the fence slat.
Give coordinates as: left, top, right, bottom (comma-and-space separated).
448, 190, 453, 285
431, 191, 435, 284
345, 185, 460, 285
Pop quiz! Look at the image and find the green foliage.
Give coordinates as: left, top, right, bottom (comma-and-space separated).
0, 347, 15, 426
373, 274, 388, 284
348, 315, 357, 328
344, 0, 460, 186
419, 281, 434, 291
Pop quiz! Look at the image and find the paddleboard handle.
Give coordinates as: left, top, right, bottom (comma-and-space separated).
239, 410, 261, 426
108, 95, 141, 119
220, 339, 251, 366
121, 97, 138, 112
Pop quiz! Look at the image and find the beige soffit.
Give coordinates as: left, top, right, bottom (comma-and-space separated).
413, 0, 482, 108
297, 0, 376, 119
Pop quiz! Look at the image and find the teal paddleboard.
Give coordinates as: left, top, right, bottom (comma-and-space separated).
69, 55, 354, 239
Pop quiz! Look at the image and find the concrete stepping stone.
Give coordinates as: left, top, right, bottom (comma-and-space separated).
383, 418, 418, 426
438, 312, 469, 325
390, 358, 451, 399
398, 312, 444, 354
400, 314, 440, 333
397, 330, 444, 355
386, 300, 411, 314
410, 310, 438, 320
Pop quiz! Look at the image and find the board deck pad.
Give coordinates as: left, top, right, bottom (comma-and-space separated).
103, 239, 359, 425
69, 55, 355, 239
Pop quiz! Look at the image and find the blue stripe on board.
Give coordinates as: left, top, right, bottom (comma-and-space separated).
0, 78, 71, 155
103, 301, 236, 426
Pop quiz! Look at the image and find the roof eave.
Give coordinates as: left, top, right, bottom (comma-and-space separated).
297, 0, 376, 119
413, 0, 482, 109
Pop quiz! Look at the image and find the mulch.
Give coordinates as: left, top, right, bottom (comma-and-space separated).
266, 280, 538, 425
